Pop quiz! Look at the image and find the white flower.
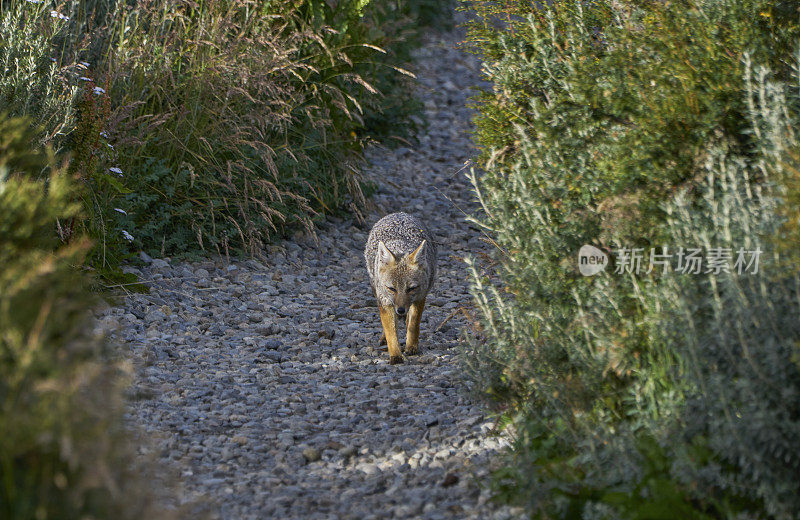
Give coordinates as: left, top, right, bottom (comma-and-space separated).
79, 76, 92, 82
121, 230, 134, 242
99, 131, 109, 138
49, 11, 69, 20
26, 0, 44, 4
114, 208, 127, 215
93, 86, 105, 95
109, 167, 123, 176
79, 61, 90, 68
107, 143, 115, 150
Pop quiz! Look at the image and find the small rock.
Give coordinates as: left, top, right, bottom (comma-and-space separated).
302, 447, 320, 463
261, 351, 282, 363
263, 337, 281, 349
326, 440, 344, 451
442, 473, 459, 487
358, 463, 380, 476
339, 446, 357, 458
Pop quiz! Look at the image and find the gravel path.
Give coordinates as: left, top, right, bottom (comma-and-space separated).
102, 20, 519, 520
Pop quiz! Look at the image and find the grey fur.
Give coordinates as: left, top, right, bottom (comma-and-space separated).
365, 212, 437, 308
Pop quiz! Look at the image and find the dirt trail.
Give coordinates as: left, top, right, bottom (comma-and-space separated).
103, 20, 519, 520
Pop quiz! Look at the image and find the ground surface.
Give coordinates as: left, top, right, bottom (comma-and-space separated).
101, 20, 520, 520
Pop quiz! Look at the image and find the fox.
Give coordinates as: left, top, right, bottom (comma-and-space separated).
364, 212, 437, 365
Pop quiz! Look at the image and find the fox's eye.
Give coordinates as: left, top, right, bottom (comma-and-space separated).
386, 286, 396, 293
407, 285, 417, 293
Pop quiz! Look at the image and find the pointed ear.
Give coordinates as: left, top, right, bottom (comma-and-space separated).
408, 240, 426, 265
377, 241, 396, 266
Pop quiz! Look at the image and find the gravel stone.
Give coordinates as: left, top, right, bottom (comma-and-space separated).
302, 447, 321, 463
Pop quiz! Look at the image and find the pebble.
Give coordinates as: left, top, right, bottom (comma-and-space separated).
302, 447, 321, 463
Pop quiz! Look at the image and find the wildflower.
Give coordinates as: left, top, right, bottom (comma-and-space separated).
109, 167, 123, 176
93, 86, 105, 95
49, 11, 69, 20
121, 230, 134, 242
114, 208, 127, 215
26, 0, 44, 4
79, 76, 92, 82
100, 131, 109, 138
79, 61, 90, 68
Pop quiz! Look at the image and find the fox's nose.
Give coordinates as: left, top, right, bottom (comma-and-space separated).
396, 306, 406, 316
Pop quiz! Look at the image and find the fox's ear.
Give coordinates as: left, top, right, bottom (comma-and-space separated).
377, 241, 396, 266
408, 240, 426, 265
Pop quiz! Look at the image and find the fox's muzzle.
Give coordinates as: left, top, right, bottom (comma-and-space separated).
396, 306, 406, 316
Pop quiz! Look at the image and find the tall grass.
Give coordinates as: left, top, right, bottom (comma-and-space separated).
104, 0, 375, 258
1, 0, 448, 269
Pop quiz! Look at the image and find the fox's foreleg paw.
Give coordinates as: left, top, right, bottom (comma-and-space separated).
389, 354, 405, 365
405, 344, 419, 356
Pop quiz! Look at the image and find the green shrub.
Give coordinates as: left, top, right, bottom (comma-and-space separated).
0, 114, 173, 519
461, 1, 800, 518
1, 0, 452, 267
100, 0, 372, 257
0, 2, 81, 149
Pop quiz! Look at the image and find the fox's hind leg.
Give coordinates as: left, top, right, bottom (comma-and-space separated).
378, 304, 403, 364
405, 298, 426, 356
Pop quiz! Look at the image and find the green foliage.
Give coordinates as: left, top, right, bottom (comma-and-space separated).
1, 0, 452, 268
0, 2, 80, 149
461, 0, 800, 518
0, 114, 172, 519
91, 0, 404, 258
658, 77, 800, 518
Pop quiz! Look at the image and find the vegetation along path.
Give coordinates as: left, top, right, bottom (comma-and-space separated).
100, 21, 518, 520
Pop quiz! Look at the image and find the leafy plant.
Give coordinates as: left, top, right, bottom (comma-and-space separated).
0, 113, 176, 520
460, 0, 800, 518
1, 0, 453, 269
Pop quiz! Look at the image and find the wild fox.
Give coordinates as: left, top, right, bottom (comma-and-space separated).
365, 212, 437, 364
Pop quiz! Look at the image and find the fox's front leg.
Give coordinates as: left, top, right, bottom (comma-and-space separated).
378, 304, 403, 364
373, 288, 388, 346
405, 298, 426, 356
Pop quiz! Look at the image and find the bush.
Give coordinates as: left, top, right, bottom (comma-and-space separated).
0, 114, 174, 519
461, 1, 800, 518
660, 120, 800, 520
1, 0, 452, 267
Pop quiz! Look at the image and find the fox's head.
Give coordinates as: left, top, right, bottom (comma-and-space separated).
375, 240, 430, 317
